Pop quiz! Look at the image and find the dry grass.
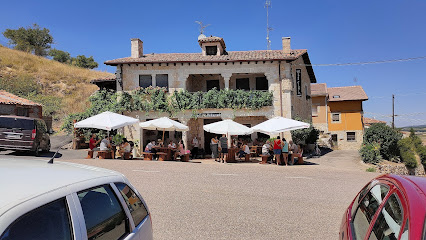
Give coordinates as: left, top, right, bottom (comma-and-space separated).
0, 45, 114, 128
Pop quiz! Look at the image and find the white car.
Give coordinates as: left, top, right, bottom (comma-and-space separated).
0, 159, 153, 240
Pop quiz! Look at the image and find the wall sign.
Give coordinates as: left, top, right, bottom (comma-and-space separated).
296, 69, 302, 96
196, 113, 221, 118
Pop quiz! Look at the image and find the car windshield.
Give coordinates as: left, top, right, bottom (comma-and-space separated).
0, 118, 34, 130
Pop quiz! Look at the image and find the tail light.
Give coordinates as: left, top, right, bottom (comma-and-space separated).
31, 129, 36, 140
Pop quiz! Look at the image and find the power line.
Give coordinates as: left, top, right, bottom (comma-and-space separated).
300, 55, 426, 67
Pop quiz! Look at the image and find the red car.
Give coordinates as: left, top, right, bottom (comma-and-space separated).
340, 174, 426, 240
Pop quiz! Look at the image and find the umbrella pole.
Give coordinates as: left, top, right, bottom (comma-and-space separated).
162, 129, 165, 143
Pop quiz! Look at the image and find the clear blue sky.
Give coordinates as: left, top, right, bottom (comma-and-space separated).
1, 0, 425, 127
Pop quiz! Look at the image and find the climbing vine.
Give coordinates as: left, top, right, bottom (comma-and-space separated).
62, 88, 274, 133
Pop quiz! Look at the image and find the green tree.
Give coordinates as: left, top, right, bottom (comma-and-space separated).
3, 24, 53, 56
49, 48, 71, 63
291, 117, 319, 144
71, 55, 98, 69
363, 123, 402, 160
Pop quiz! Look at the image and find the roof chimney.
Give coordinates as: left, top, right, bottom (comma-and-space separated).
131, 38, 143, 58
282, 37, 291, 54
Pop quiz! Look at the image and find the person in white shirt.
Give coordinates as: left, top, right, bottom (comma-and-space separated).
237, 141, 250, 159
192, 136, 199, 158
168, 140, 176, 149
99, 136, 114, 158
145, 141, 155, 152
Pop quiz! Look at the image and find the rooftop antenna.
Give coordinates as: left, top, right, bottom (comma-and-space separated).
195, 21, 210, 35
265, 1, 273, 50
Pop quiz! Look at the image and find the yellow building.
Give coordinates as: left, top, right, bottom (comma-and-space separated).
311, 83, 368, 150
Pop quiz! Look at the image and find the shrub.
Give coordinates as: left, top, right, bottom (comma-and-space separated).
418, 146, 426, 169
359, 143, 382, 164
363, 123, 402, 160
291, 118, 319, 144
397, 138, 417, 169
113, 134, 125, 145
366, 167, 376, 172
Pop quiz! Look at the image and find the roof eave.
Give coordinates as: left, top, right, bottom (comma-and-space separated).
105, 57, 301, 66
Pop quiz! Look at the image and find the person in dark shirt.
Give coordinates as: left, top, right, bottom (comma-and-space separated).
219, 134, 228, 163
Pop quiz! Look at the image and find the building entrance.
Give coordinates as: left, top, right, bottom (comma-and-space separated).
203, 119, 221, 155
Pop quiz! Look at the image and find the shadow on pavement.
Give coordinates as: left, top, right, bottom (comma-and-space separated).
4, 151, 63, 158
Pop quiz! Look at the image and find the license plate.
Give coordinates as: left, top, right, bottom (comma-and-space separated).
5, 134, 22, 139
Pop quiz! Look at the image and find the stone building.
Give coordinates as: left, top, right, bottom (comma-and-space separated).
105, 35, 316, 153
0, 90, 42, 119
311, 83, 368, 150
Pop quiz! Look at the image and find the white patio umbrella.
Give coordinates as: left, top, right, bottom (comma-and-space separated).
203, 119, 253, 135
74, 111, 139, 131
250, 116, 310, 136
139, 117, 189, 142
203, 119, 253, 147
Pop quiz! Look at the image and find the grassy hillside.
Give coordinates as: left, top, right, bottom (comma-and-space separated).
0, 45, 114, 129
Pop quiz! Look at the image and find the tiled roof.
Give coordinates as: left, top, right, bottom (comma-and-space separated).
311, 83, 327, 96
105, 49, 307, 65
364, 117, 386, 125
198, 36, 226, 49
0, 90, 41, 106
327, 86, 368, 102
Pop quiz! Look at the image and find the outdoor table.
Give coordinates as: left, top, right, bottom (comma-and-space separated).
226, 147, 238, 163
153, 147, 174, 160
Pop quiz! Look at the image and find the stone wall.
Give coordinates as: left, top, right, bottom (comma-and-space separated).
376, 162, 425, 176
330, 130, 363, 150
289, 56, 313, 121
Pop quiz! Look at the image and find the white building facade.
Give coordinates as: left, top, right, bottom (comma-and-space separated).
105, 36, 316, 154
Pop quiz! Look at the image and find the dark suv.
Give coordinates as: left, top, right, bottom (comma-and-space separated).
0, 115, 50, 155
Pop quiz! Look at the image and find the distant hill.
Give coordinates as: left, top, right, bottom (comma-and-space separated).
0, 45, 114, 129
401, 125, 426, 130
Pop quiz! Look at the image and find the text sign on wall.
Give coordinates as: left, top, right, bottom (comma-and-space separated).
296, 69, 302, 96
196, 113, 221, 118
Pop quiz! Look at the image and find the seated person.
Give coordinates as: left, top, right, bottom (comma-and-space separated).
89, 134, 101, 150
168, 140, 177, 159
168, 140, 176, 149
237, 141, 250, 159
99, 135, 114, 159
262, 140, 273, 161
175, 140, 185, 160
292, 144, 303, 164
119, 138, 132, 159
145, 140, 155, 152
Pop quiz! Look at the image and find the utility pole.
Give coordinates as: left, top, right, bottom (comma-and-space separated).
392, 94, 395, 129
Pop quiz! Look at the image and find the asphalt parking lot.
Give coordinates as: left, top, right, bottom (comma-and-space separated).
0, 149, 378, 240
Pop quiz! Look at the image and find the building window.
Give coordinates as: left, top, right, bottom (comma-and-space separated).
296, 69, 302, 96
139, 75, 152, 88
331, 113, 340, 122
156, 74, 168, 90
347, 132, 356, 142
207, 80, 220, 91
255, 77, 268, 90
16, 107, 29, 117
312, 105, 318, 117
236, 78, 250, 91
206, 46, 217, 55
